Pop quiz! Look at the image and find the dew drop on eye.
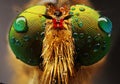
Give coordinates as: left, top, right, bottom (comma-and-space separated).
98, 17, 112, 34
13, 17, 28, 33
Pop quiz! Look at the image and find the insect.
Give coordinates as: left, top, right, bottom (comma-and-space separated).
9, 3, 112, 84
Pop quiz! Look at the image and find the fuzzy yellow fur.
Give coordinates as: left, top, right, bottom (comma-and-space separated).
40, 18, 74, 84
9, 0, 106, 84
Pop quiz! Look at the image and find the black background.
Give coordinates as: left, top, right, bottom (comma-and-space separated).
0, 0, 120, 84
91, 0, 120, 84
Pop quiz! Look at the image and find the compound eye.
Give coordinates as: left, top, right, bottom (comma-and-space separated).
98, 16, 112, 34
13, 16, 28, 33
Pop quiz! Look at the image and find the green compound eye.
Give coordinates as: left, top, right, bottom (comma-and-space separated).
70, 5, 112, 66
9, 5, 47, 66
98, 17, 112, 34
13, 16, 28, 33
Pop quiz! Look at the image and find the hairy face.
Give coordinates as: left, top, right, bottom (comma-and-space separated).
41, 5, 75, 84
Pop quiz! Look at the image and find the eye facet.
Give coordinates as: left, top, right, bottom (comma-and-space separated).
98, 17, 112, 34
13, 16, 28, 33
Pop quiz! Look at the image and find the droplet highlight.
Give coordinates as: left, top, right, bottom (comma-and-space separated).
40, 32, 45, 38
93, 43, 100, 52
108, 34, 111, 37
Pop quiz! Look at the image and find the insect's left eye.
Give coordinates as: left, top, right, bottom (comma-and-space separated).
13, 16, 28, 33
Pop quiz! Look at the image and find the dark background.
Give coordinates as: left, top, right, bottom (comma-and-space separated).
0, 0, 120, 84
91, 0, 120, 84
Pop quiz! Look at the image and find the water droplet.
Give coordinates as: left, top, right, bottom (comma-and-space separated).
87, 36, 92, 43
93, 43, 100, 52
13, 16, 28, 33
71, 7, 76, 11
78, 21, 83, 28
69, 12, 74, 15
94, 36, 98, 40
15, 40, 21, 46
73, 32, 78, 38
75, 18, 79, 22
98, 17, 112, 33
88, 36, 91, 38
23, 35, 30, 41
79, 33, 84, 38
79, 7, 85, 11
94, 34, 101, 41
10, 37, 16, 43
40, 32, 45, 38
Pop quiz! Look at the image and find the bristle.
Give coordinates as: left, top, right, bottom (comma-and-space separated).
41, 18, 75, 84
